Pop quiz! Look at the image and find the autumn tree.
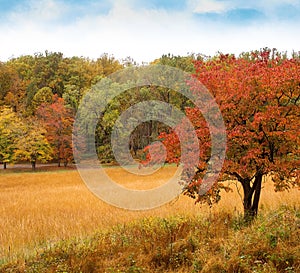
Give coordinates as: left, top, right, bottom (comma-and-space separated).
31, 87, 53, 113
37, 95, 74, 167
0, 107, 22, 169
148, 50, 300, 220
95, 53, 123, 77
0, 62, 25, 111
14, 120, 53, 170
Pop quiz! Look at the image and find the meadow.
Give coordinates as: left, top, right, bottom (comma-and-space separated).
0, 166, 299, 272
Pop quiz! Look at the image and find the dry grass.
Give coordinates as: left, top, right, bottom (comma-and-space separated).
2, 207, 299, 273
0, 166, 299, 264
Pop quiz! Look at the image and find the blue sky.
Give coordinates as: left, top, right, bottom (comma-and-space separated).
0, 0, 300, 63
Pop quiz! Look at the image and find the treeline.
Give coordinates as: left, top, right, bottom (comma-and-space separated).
0, 48, 299, 169
0, 52, 126, 169
0, 51, 196, 168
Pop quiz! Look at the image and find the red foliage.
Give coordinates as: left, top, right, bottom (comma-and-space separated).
37, 95, 75, 166
144, 50, 300, 212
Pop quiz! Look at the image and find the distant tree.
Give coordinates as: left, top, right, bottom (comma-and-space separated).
152, 53, 197, 72
62, 84, 81, 113
31, 87, 53, 113
0, 107, 21, 169
95, 53, 123, 76
14, 120, 53, 170
37, 95, 74, 167
0, 62, 25, 111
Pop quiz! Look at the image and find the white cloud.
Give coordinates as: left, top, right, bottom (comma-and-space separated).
8, 0, 67, 24
190, 0, 230, 13
0, 0, 300, 63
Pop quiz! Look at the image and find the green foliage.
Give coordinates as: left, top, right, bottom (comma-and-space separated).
153, 53, 199, 73
0, 51, 126, 166
97, 144, 114, 163
5, 51, 123, 115
13, 120, 53, 169
0, 107, 21, 168
0, 63, 16, 101
62, 84, 81, 112
31, 87, 53, 112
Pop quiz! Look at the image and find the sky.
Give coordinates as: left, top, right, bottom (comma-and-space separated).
0, 0, 300, 63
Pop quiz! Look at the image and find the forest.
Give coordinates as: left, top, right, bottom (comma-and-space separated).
0, 51, 199, 168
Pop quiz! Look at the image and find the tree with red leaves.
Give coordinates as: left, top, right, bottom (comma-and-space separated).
147, 49, 300, 220
37, 95, 74, 167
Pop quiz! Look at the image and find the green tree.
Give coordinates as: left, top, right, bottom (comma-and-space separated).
0, 107, 21, 169
95, 53, 123, 76
31, 87, 53, 113
0, 62, 25, 111
62, 84, 81, 113
14, 120, 53, 170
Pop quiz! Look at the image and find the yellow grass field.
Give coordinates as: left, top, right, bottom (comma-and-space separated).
0, 166, 299, 263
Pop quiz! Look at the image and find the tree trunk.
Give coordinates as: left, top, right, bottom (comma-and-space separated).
4, 162, 7, 169
31, 161, 36, 170
242, 173, 263, 222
